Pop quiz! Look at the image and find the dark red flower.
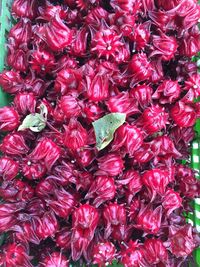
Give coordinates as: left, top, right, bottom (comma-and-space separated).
170, 101, 197, 127
0, 107, 20, 132
135, 205, 162, 234
0, 133, 29, 155
97, 153, 124, 176
12, 0, 38, 19
64, 119, 88, 150
39, 252, 69, 267
9, 18, 32, 46
0, 157, 19, 181
162, 189, 182, 216
30, 48, 55, 74
92, 242, 116, 266
14, 92, 36, 115
44, 13, 72, 51
85, 176, 116, 207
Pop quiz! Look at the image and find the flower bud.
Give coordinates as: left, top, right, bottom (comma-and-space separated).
60, 95, 81, 118
163, 189, 182, 216
140, 105, 168, 134
70, 27, 88, 56
106, 92, 139, 116
44, 13, 72, 51
151, 33, 178, 61
130, 84, 153, 108
91, 26, 124, 61
136, 205, 162, 234
48, 189, 76, 218
72, 204, 99, 232
168, 225, 199, 257
83, 102, 104, 122
97, 153, 124, 176
0, 243, 32, 267
0, 107, 20, 132
143, 238, 168, 265
1, 179, 34, 202
22, 159, 47, 180
0, 70, 23, 94
133, 22, 150, 50
29, 138, 61, 171
9, 18, 32, 46
170, 101, 197, 127
142, 169, 171, 199
0, 133, 29, 155
56, 227, 71, 249
85, 176, 116, 207
92, 242, 116, 266
86, 73, 109, 101
30, 48, 55, 74
7, 48, 28, 72
0, 157, 19, 181
120, 241, 143, 267
14, 92, 36, 115
129, 53, 152, 84
39, 252, 69, 267
36, 211, 59, 240
153, 80, 181, 104
103, 203, 126, 238
64, 119, 88, 150
110, 0, 141, 13
54, 68, 82, 95
12, 0, 38, 19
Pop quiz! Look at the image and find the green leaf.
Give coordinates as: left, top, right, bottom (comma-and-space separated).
18, 104, 48, 132
92, 113, 126, 151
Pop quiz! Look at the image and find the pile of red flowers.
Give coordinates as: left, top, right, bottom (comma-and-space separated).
0, 0, 200, 266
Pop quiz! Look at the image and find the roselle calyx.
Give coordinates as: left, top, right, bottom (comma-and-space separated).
85, 176, 116, 207
0, 107, 20, 132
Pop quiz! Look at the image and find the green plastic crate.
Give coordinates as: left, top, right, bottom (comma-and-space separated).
0, 1, 200, 266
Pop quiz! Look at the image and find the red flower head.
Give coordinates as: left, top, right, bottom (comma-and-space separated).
54, 68, 82, 95
0, 157, 19, 181
0, 243, 32, 267
167, 224, 200, 257
9, 18, 32, 46
64, 119, 88, 150
85, 176, 116, 207
36, 211, 59, 240
39, 252, 69, 267
85, 73, 109, 101
129, 53, 152, 84
44, 13, 72, 51
92, 242, 116, 267
28, 138, 61, 171
170, 101, 197, 127
72, 204, 99, 232
91, 24, 124, 61
135, 205, 162, 234
12, 0, 38, 19
97, 153, 124, 176
142, 238, 168, 265
0, 106, 20, 132
14, 92, 36, 115
163, 189, 182, 216
30, 48, 55, 74
0, 70, 24, 94
47, 188, 77, 218
152, 80, 181, 104
103, 203, 126, 238
139, 105, 168, 134
60, 95, 81, 119
151, 33, 178, 61
106, 92, 139, 117
0, 133, 29, 155
130, 84, 153, 108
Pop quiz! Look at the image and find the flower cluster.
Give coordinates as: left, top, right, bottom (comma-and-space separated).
0, 0, 200, 266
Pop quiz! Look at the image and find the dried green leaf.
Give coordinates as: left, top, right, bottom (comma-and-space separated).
18, 104, 48, 132
92, 113, 126, 151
